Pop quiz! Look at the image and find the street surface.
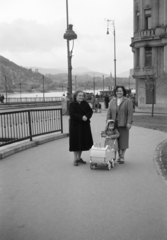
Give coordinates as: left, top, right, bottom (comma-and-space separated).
0, 112, 167, 240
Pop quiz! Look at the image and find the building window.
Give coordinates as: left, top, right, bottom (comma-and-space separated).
136, 12, 140, 31
145, 47, 152, 67
136, 48, 140, 67
145, 9, 151, 30
145, 16, 151, 29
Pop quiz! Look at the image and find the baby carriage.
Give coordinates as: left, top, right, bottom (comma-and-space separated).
90, 134, 116, 170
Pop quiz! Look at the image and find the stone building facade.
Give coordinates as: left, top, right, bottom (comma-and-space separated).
131, 0, 167, 108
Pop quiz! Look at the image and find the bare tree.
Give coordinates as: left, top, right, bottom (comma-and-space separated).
141, 66, 167, 117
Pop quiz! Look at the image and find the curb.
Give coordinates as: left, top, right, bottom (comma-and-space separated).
0, 133, 69, 160
153, 139, 167, 188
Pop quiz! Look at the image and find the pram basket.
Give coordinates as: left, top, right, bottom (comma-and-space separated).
90, 140, 116, 170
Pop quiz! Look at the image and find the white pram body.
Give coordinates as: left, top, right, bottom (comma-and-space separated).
90, 143, 115, 170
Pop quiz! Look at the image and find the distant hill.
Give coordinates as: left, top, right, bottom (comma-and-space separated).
0, 55, 53, 92
0, 55, 135, 93
32, 66, 109, 78
117, 71, 130, 78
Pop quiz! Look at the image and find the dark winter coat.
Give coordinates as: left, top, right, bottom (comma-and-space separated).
69, 100, 93, 151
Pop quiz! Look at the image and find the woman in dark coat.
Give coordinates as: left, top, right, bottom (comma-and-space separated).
69, 90, 93, 166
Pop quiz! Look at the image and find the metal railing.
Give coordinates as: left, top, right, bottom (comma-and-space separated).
5, 97, 61, 103
0, 108, 63, 147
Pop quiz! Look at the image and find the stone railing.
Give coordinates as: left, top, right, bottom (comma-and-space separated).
133, 27, 167, 40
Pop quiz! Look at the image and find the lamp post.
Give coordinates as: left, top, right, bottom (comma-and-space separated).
4, 76, 7, 103
102, 75, 104, 92
64, 0, 77, 105
42, 75, 45, 101
93, 76, 95, 95
75, 75, 77, 91
19, 83, 22, 101
106, 19, 116, 88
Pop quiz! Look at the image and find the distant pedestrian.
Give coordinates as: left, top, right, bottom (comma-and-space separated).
104, 94, 109, 109
129, 94, 136, 112
69, 90, 93, 166
0, 94, 4, 103
61, 94, 68, 115
96, 93, 99, 98
91, 95, 96, 110
106, 86, 133, 164
94, 98, 101, 113
1, 95, 4, 103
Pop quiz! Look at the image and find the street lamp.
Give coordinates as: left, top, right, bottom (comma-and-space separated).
19, 83, 22, 101
4, 76, 7, 103
75, 75, 77, 91
42, 75, 45, 101
64, 0, 77, 104
93, 76, 95, 95
106, 19, 117, 88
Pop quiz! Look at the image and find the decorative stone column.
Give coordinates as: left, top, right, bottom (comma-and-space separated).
140, 0, 145, 30
152, 47, 158, 68
133, 0, 136, 33
164, 0, 167, 26
140, 47, 145, 69
134, 48, 137, 67
164, 45, 167, 72
152, 0, 159, 28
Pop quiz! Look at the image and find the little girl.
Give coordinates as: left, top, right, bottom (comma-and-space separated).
102, 119, 120, 162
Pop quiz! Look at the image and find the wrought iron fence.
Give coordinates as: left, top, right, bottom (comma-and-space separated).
0, 108, 63, 147
5, 97, 61, 103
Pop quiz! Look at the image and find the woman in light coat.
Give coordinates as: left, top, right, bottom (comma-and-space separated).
106, 86, 133, 164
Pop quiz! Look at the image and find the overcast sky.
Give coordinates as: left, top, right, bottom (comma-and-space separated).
0, 0, 133, 75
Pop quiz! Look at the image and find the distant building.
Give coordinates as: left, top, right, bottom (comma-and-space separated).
131, 0, 167, 108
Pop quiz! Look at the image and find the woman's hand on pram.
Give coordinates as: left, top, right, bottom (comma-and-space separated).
106, 136, 111, 139
101, 131, 106, 137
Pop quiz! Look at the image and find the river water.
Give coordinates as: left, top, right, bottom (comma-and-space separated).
4, 90, 101, 99
6, 91, 64, 98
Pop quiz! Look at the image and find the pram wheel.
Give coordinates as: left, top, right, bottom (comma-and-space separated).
107, 161, 112, 170
90, 163, 94, 170
110, 159, 115, 168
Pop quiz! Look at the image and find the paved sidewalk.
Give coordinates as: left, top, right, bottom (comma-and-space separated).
0, 111, 167, 240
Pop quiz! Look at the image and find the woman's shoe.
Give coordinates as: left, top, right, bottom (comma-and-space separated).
73, 160, 79, 166
118, 157, 125, 164
78, 158, 86, 164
